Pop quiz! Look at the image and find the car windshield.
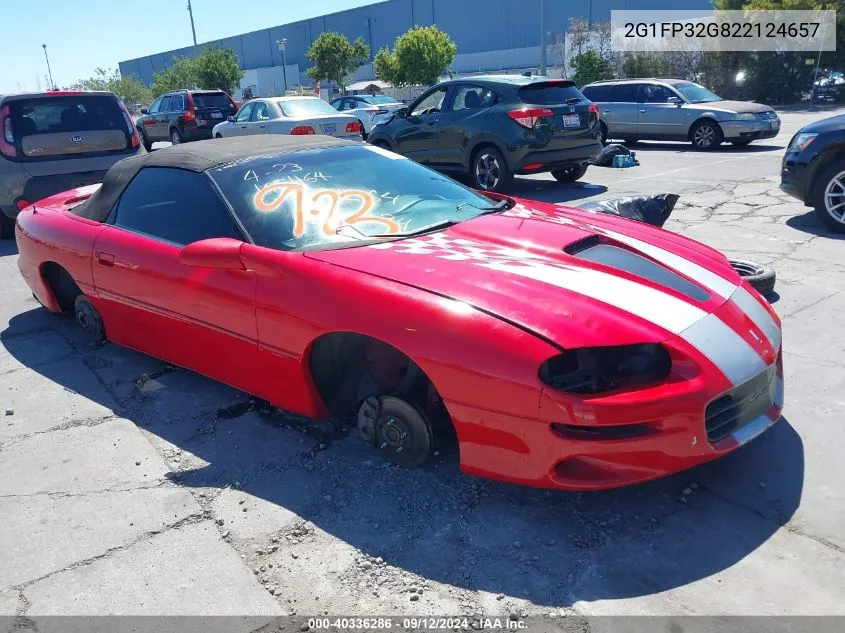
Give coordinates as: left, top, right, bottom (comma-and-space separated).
361, 95, 398, 105
278, 98, 339, 117
208, 145, 501, 250
672, 82, 721, 103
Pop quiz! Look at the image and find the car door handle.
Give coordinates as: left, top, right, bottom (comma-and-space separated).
259, 125, 266, 128
97, 252, 115, 267
428, 119, 439, 125
640, 109, 647, 113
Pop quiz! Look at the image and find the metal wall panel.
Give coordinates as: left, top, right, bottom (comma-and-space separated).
119, 0, 713, 84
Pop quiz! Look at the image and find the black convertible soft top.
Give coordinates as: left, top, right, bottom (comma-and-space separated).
74, 135, 358, 223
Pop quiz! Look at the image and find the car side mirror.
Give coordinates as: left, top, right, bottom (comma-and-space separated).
179, 237, 245, 270
396, 107, 408, 118
667, 96, 681, 105
141, 108, 148, 114
227, 115, 236, 123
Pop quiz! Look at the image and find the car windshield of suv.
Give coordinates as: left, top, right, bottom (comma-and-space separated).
361, 95, 398, 105
208, 145, 502, 250
277, 98, 339, 117
672, 82, 721, 103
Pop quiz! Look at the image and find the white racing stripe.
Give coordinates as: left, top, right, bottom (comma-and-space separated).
679, 313, 768, 386
731, 376, 784, 446
730, 285, 783, 352
481, 261, 707, 334
597, 228, 739, 299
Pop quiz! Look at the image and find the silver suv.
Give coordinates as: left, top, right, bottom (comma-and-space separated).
581, 78, 780, 150
1, 90, 143, 238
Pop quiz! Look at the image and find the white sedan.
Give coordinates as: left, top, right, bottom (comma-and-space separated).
330, 94, 404, 137
212, 97, 363, 139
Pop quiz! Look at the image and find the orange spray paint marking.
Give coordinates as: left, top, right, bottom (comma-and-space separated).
252, 182, 402, 238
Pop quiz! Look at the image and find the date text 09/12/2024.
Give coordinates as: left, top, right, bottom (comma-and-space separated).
307, 617, 527, 630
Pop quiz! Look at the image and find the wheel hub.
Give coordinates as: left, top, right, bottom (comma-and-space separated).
376, 415, 410, 453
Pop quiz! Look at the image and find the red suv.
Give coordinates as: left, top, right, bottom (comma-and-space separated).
135, 89, 238, 149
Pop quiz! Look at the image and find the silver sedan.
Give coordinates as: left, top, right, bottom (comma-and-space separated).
212, 97, 363, 140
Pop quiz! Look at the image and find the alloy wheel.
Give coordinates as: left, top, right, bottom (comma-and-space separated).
823, 170, 845, 225
475, 153, 500, 190
694, 124, 715, 148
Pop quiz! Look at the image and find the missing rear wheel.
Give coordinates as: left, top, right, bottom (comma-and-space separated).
74, 295, 106, 343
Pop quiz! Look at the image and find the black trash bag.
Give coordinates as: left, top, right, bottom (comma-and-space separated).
591, 143, 639, 167
578, 193, 681, 227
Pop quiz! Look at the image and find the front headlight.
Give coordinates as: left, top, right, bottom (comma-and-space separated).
539, 344, 672, 394
789, 132, 818, 151
732, 113, 757, 121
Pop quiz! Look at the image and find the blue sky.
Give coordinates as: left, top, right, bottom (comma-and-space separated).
1, 0, 376, 93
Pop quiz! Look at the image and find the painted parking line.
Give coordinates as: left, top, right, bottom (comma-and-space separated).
615, 152, 782, 183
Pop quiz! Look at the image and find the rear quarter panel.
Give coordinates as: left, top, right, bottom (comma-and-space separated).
15, 204, 105, 309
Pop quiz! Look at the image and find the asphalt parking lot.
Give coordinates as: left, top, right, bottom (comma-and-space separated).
2, 108, 844, 625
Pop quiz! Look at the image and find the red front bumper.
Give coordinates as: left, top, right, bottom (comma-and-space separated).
448, 353, 784, 491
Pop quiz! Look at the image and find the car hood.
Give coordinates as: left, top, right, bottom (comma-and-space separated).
688, 100, 773, 114
798, 113, 845, 134
307, 200, 743, 348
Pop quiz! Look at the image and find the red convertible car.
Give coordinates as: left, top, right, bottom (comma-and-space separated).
14, 135, 784, 490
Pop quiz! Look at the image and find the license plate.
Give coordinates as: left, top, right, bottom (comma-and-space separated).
197, 119, 207, 126
322, 124, 337, 134
562, 114, 581, 128
210, 112, 223, 119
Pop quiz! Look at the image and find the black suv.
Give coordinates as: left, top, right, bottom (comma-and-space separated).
367, 75, 602, 192
135, 89, 238, 149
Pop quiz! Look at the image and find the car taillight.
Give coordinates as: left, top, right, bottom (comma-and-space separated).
0, 105, 17, 159
507, 107, 554, 129
184, 93, 197, 122
15, 198, 30, 211
346, 121, 361, 133
117, 101, 140, 149
588, 103, 600, 120
290, 126, 316, 135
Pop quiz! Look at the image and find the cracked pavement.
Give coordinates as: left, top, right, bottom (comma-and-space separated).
1, 107, 844, 624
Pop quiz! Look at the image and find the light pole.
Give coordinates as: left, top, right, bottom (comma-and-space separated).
539, 0, 546, 76
187, 0, 197, 47
42, 44, 55, 90
276, 39, 288, 93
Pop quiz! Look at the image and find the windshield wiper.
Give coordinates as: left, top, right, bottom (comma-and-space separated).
565, 97, 582, 105
456, 199, 511, 212
370, 220, 458, 238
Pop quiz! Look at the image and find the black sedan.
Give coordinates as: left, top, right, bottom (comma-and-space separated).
781, 114, 845, 233
366, 75, 602, 193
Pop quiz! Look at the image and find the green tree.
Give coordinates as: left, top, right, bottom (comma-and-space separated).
151, 56, 198, 96
193, 46, 244, 94
67, 67, 153, 106
374, 26, 457, 87
572, 50, 611, 88
150, 47, 244, 97
706, 0, 841, 103
306, 32, 370, 91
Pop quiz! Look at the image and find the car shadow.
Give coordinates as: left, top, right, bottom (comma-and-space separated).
0, 239, 19, 256
508, 178, 609, 206
2, 308, 805, 609
606, 140, 784, 154
786, 211, 845, 239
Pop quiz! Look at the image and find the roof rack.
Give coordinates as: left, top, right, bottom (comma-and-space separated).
587, 77, 687, 84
